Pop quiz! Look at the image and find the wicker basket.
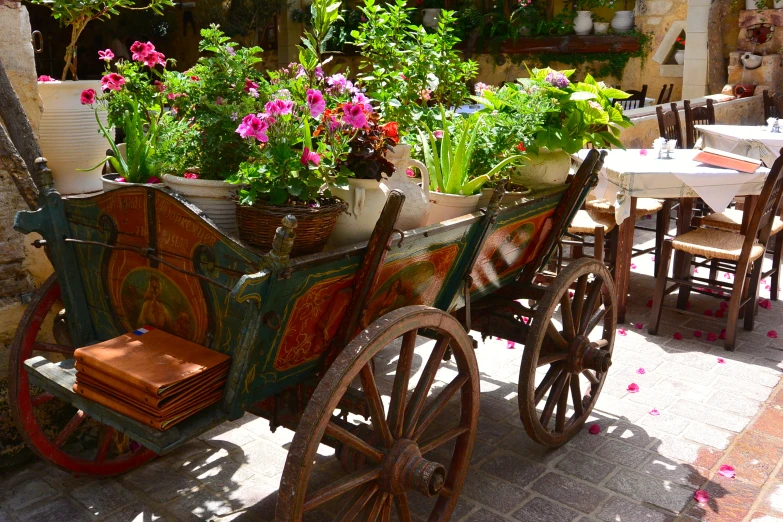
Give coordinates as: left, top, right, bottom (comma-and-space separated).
236, 199, 347, 256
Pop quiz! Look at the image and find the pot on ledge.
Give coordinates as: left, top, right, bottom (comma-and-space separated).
573, 11, 593, 36
610, 10, 634, 32
741, 53, 763, 70
674, 50, 685, 65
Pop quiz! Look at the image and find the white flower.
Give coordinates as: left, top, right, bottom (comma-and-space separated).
426, 73, 440, 92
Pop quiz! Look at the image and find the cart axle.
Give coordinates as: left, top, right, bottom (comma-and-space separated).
568, 335, 612, 374
381, 439, 446, 497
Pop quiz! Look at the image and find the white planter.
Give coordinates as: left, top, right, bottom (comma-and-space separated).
746, 0, 762, 8
163, 174, 239, 235
384, 144, 430, 230
510, 148, 572, 189
102, 173, 160, 192
38, 80, 111, 195
422, 8, 442, 27
593, 22, 610, 34
610, 10, 634, 32
477, 186, 532, 209
425, 192, 481, 225
674, 50, 685, 65
775, 0, 782, 8
328, 178, 389, 247
574, 11, 593, 36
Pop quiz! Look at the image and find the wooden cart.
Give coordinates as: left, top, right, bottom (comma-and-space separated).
9, 149, 614, 521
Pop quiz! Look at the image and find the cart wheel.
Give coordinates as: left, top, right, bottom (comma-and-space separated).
276, 305, 479, 522
519, 258, 616, 447
8, 275, 156, 475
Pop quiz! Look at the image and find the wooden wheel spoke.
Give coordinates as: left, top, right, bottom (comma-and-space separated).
403, 336, 449, 439
334, 483, 379, 522
540, 372, 568, 428
545, 321, 568, 352
559, 293, 576, 340
582, 370, 599, 385
570, 375, 584, 417
584, 306, 607, 336
32, 342, 74, 355
394, 494, 413, 522
534, 363, 562, 405
387, 331, 416, 439
53, 410, 86, 448
579, 280, 604, 334
572, 274, 588, 327
95, 425, 115, 464
380, 494, 392, 522
412, 373, 469, 441
366, 492, 388, 522
419, 425, 470, 454
303, 466, 382, 512
555, 375, 571, 434
538, 342, 568, 366
325, 421, 384, 463
31, 392, 54, 407
359, 365, 394, 448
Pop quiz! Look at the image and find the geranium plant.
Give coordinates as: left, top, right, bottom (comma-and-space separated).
673, 36, 686, 50
26, 0, 173, 80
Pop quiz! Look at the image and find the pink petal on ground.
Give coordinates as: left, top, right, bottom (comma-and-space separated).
618, 328, 627, 336
694, 268, 700, 274
719, 329, 726, 340
718, 464, 735, 478
694, 330, 703, 338
637, 368, 646, 375
652, 255, 656, 261
630, 263, 637, 269
694, 490, 709, 503
707, 332, 718, 342
673, 332, 683, 340
724, 273, 733, 280
649, 408, 660, 416
627, 383, 640, 393
588, 424, 601, 434
720, 301, 729, 310
768, 330, 778, 339
704, 310, 713, 316
759, 298, 772, 309
717, 357, 726, 364
635, 322, 643, 329
640, 149, 648, 156
647, 299, 653, 308
507, 340, 516, 349
715, 310, 724, 318
569, 291, 574, 298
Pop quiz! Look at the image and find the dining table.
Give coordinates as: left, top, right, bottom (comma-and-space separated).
695, 124, 783, 161
574, 148, 770, 323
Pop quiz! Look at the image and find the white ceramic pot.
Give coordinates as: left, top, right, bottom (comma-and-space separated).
328, 178, 389, 247
384, 144, 430, 230
674, 50, 685, 65
510, 148, 572, 188
746, 0, 761, 9
610, 10, 634, 32
775, 0, 782, 8
38, 80, 111, 195
741, 52, 763, 69
422, 8, 442, 27
574, 11, 593, 36
425, 192, 481, 225
163, 174, 239, 235
477, 186, 532, 209
593, 22, 609, 34
102, 173, 161, 192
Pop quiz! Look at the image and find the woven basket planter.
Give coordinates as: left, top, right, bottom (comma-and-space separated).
236, 199, 347, 256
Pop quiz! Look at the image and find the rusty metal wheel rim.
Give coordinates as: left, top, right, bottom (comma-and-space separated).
275, 305, 480, 522
8, 274, 156, 476
519, 258, 616, 447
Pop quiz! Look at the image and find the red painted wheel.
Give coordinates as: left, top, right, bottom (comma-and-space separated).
8, 274, 155, 476
275, 306, 480, 521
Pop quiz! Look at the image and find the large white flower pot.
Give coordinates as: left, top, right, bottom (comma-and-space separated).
162, 174, 239, 235
38, 80, 110, 195
510, 148, 572, 188
425, 192, 481, 225
610, 10, 634, 32
422, 8, 442, 27
674, 50, 685, 65
328, 178, 389, 247
384, 144, 431, 230
574, 11, 593, 36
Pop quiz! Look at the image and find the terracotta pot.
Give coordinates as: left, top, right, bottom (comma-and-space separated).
163, 174, 239, 235
734, 84, 757, 98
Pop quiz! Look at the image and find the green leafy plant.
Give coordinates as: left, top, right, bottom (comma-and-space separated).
199, 0, 289, 38
26, 0, 172, 80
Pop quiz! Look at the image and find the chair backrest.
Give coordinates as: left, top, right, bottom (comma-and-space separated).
613, 85, 648, 111
763, 90, 783, 120
656, 102, 684, 148
741, 151, 783, 263
657, 83, 674, 105
683, 99, 716, 149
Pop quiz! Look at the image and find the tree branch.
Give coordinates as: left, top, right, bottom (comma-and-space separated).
0, 58, 43, 179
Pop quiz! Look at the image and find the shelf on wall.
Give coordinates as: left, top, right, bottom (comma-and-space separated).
496, 35, 641, 54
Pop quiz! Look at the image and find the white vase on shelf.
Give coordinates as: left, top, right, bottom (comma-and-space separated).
674, 50, 685, 65
610, 10, 634, 32
574, 11, 594, 35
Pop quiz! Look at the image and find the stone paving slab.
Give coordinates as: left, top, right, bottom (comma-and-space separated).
2, 230, 783, 521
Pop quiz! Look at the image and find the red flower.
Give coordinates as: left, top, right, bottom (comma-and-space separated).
183, 172, 199, 179
101, 73, 125, 92
517, 142, 526, 152
146, 176, 162, 184
80, 88, 96, 105
382, 122, 399, 143
588, 424, 601, 434
130, 41, 155, 62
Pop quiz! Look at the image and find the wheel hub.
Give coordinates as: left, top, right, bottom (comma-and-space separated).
381, 439, 446, 497
567, 335, 612, 374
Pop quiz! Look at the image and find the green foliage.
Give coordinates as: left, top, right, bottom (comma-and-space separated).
198, 0, 289, 38
26, 0, 173, 79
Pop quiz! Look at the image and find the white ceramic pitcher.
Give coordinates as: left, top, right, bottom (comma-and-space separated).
383, 144, 431, 230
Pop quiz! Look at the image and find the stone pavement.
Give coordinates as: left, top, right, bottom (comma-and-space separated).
3, 229, 783, 522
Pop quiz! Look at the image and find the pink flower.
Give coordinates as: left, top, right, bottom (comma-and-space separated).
98, 49, 114, 61
235, 114, 269, 142
154, 80, 165, 92
352, 92, 373, 112
306, 89, 326, 118
265, 98, 294, 117
507, 340, 515, 349
635, 322, 643, 329
100, 73, 125, 92
630, 263, 637, 269
342, 103, 367, 129
694, 330, 703, 338
717, 357, 725, 364
673, 332, 683, 340
244, 78, 259, 93
718, 464, 735, 478
618, 328, 627, 336
80, 88, 96, 105
116, 177, 127, 183
183, 172, 199, 179
130, 41, 155, 62
37, 75, 56, 82
636, 367, 646, 375
406, 168, 415, 177
724, 272, 732, 280
588, 424, 601, 434
704, 310, 713, 316
522, 317, 529, 324
300, 146, 321, 166
768, 330, 778, 339
146, 176, 162, 184
707, 332, 718, 342
694, 490, 709, 503
399, 73, 407, 80
649, 408, 660, 416
627, 383, 639, 393
759, 298, 772, 309
720, 301, 729, 310
433, 130, 444, 139
143, 51, 166, 68
640, 149, 648, 156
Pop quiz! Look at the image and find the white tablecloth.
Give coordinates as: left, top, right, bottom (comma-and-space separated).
575, 149, 769, 224
695, 124, 783, 162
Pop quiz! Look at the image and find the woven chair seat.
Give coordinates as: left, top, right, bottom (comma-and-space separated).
672, 227, 766, 262
585, 198, 664, 217
700, 209, 783, 235
568, 210, 616, 234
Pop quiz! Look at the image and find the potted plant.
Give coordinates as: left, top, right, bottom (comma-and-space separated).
610, 0, 634, 32
673, 35, 686, 65
160, 26, 268, 235
572, 0, 595, 35
28, 0, 172, 194
747, 0, 767, 9
420, 107, 523, 224
419, 0, 444, 27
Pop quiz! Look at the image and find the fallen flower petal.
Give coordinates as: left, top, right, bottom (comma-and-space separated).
720, 301, 729, 310
635, 322, 643, 329
507, 340, 515, 349
673, 332, 683, 340
718, 464, 735, 478
704, 310, 713, 316
647, 299, 653, 308
768, 330, 778, 339
618, 328, 627, 336
649, 408, 660, 416
627, 383, 640, 393
706, 332, 718, 342
588, 424, 601, 434
693, 330, 703, 338
715, 310, 724, 318
694, 490, 709, 503
637, 367, 646, 375
630, 263, 637, 269
717, 357, 726, 364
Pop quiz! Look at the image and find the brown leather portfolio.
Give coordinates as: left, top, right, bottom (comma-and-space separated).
73, 327, 231, 396
74, 360, 230, 406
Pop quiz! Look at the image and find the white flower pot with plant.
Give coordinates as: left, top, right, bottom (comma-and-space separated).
593, 22, 610, 34
673, 35, 686, 65
422, 8, 443, 27
747, 0, 766, 9
574, 11, 594, 35
610, 0, 635, 33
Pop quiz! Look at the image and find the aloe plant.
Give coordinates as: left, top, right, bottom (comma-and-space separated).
420, 107, 523, 196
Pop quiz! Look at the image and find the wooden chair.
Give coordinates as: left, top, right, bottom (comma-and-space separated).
613, 85, 648, 111
683, 99, 715, 149
649, 153, 783, 350
563, 210, 619, 272
656, 102, 684, 148
657, 83, 674, 105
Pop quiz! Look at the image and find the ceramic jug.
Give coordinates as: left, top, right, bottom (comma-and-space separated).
383, 144, 431, 230
573, 11, 593, 36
